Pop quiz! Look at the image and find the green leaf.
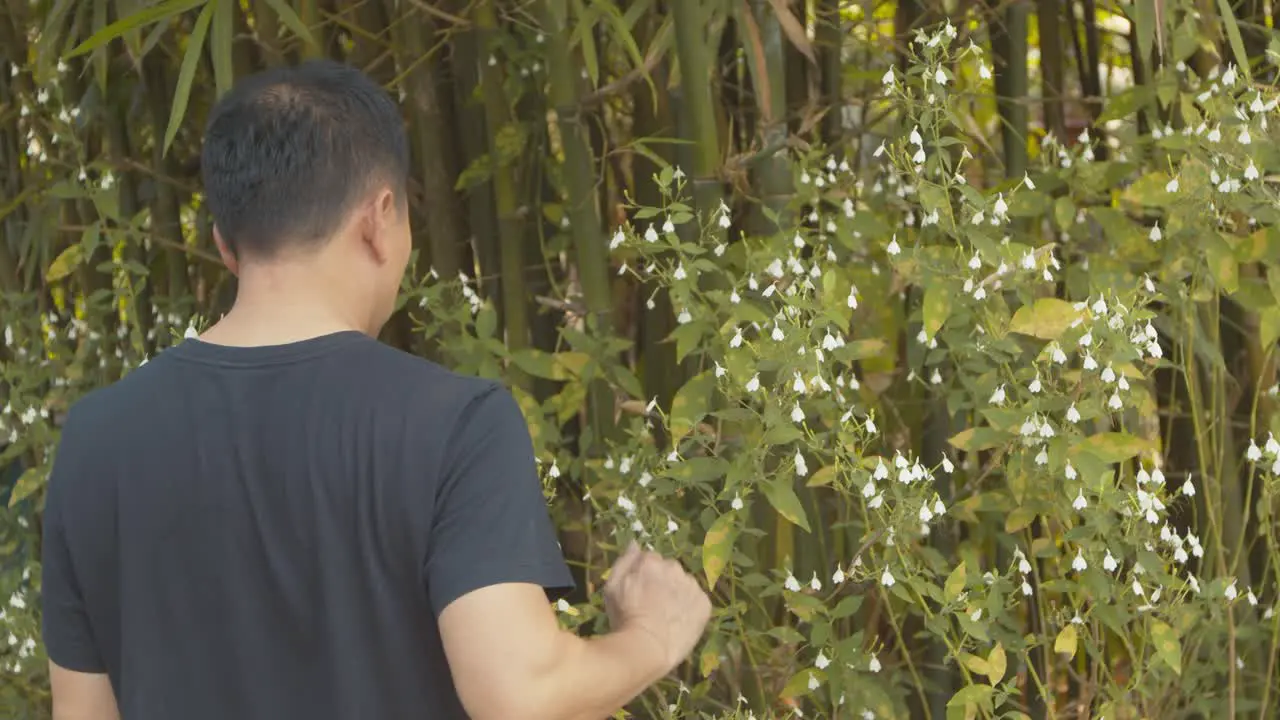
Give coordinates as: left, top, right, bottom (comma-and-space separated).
1074, 432, 1151, 464
1097, 83, 1155, 124
1054, 624, 1078, 659
1009, 298, 1082, 340
1150, 619, 1183, 675
8, 468, 44, 507
702, 512, 736, 589
986, 643, 1007, 684
66, 0, 206, 57
959, 652, 990, 677
779, 668, 822, 700
164, 1, 215, 155
761, 476, 811, 532
922, 284, 952, 338
1131, 0, 1156, 65
46, 244, 84, 282
944, 561, 966, 602
669, 371, 714, 440
1216, 0, 1252, 83
210, 0, 234, 97
831, 594, 863, 618
260, 0, 318, 51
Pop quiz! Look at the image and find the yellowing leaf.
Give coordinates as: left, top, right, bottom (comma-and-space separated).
806, 465, 837, 487
762, 476, 811, 532
959, 652, 990, 677
1150, 619, 1182, 676
669, 371, 714, 440
702, 513, 737, 589
1073, 432, 1152, 464
1005, 506, 1036, 534
986, 643, 1007, 685
923, 284, 952, 338
1055, 624, 1078, 659
944, 561, 967, 602
45, 244, 84, 283
1009, 298, 1082, 340
8, 467, 44, 508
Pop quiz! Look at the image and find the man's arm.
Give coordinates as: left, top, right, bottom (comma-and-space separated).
438, 583, 667, 720
48, 663, 120, 720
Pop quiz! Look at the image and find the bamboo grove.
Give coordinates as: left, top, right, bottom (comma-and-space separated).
6, 0, 1280, 718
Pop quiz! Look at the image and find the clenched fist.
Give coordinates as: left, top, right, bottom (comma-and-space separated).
603, 542, 713, 673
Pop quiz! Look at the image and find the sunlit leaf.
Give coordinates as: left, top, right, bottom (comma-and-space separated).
762, 476, 810, 532
1009, 298, 1083, 340
702, 512, 737, 589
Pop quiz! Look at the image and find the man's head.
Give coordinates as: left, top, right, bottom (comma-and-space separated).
201, 60, 411, 333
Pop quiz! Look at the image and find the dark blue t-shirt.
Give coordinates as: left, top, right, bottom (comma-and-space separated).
41, 331, 574, 718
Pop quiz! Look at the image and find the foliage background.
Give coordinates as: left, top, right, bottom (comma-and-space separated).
5, 0, 1280, 718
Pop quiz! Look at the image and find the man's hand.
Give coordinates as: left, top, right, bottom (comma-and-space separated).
602, 542, 713, 673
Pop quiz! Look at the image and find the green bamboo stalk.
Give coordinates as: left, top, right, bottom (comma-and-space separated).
141, 52, 189, 303
536, 0, 616, 447
815, 0, 843, 148
989, 0, 1029, 180
475, 0, 531, 390
631, 9, 681, 420
744, 0, 792, 236
1035, 0, 1067, 141
671, 0, 724, 226
443, 0, 501, 308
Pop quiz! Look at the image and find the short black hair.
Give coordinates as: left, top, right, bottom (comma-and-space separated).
201, 59, 409, 258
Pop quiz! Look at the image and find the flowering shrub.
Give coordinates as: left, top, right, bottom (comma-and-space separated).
7, 18, 1280, 720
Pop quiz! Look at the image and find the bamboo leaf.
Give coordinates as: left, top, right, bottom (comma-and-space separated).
594, 0, 647, 76
762, 476, 811, 531
702, 512, 737, 588
736, 1, 773, 124
574, 0, 600, 87
260, 0, 318, 50
765, 0, 815, 64
66, 0, 207, 58
164, 0, 215, 155
211, 0, 235, 97
1131, 0, 1155, 64
1215, 0, 1251, 82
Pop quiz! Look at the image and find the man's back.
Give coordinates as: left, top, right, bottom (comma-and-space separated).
41, 331, 574, 719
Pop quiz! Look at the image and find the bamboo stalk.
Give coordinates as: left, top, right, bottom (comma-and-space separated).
536, 0, 616, 447
815, 0, 843, 148
476, 0, 531, 389
1035, 0, 1067, 141
671, 0, 724, 224
989, 0, 1029, 179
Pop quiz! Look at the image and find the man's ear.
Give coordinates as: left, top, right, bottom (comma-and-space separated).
361, 187, 399, 264
212, 226, 239, 276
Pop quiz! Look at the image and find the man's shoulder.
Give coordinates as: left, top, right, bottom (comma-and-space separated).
348, 341, 509, 410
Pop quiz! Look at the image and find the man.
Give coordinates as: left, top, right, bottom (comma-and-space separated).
42, 60, 711, 720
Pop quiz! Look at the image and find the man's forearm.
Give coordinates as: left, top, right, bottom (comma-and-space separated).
531, 626, 671, 720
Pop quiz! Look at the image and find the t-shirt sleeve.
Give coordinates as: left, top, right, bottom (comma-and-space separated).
423, 383, 575, 617
40, 431, 106, 673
